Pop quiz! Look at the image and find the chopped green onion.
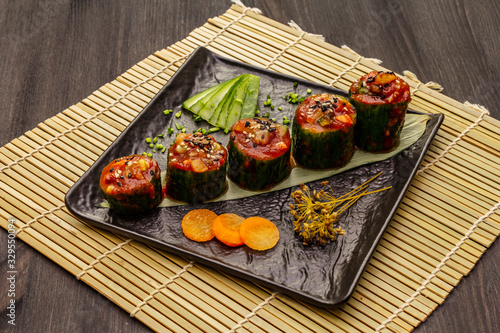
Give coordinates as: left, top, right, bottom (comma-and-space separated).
283, 119, 291, 125
255, 109, 260, 115
270, 105, 275, 111
149, 144, 154, 148
181, 128, 186, 133
147, 153, 153, 157
264, 112, 270, 118
175, 111, 182, 118
307, 88, 312, 94
293, 82, 298, 87
152, 150, 156, 153
142, 152, 147, 156
163, 109, 172, 115
153, 137, 158, 144
224, 128, 230, 134
157, 134, 165, 138
156, 144, 163, 149
298, 96, 306, 103
271, 118, 276, 121
201, 129, 207, 135
278, 107, 283, 111
207, 127, 220, 133
175, 123, 181, 130
161, 147, 167, 153
168, 127, 174, 135
145, 137, 151, 144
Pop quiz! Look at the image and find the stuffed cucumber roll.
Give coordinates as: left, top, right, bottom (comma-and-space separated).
99, 155, 162, 216
349, 70, 411, 152
167, 133, 228, 203
292, 93, 356, 169
228, 117, 291, 191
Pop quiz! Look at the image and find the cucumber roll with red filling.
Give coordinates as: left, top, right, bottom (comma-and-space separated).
167, 133, 228, 203
292, 93, 356, 169
228, 117, 291, 191
349, 70, 411, 152
99, 155, 162, 215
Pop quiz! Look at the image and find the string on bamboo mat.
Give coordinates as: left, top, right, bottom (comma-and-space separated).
328, 45, 382, 87
403, 70, 444, 93
0, 0, 261, 177
76, 239, 133, 280
417, 101, 490, 175
375, 199, 500, 332
228, 291, 278, 333
130, 261, 194, 317
15, 204, 65, 236
264, 20, 324, 70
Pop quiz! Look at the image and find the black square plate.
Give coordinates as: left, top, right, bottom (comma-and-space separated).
65, 47, 443, 307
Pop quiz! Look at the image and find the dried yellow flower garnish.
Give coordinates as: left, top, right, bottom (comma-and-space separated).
290, 172, 391, 246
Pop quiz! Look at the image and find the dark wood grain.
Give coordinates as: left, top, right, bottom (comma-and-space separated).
1, 0, 499, 332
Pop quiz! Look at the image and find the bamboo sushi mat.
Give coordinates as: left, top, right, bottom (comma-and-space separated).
2, 3, 500, 332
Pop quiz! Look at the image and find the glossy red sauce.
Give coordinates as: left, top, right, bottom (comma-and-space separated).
230, 117, 291, 161
349, 70, 411, 105
168, 133, 227, 172
99, 155, 160, 197
295, 94, 356, 133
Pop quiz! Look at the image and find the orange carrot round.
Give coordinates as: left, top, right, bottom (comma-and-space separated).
182, 209, 217, 242
239, 217, 279, 251
212, 213, 245, 247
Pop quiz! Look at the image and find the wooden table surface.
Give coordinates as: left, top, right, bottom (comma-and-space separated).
1, 1, 499, 332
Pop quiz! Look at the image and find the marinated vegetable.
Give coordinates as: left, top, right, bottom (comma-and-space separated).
349, 70, 411, 151
182, 209, 218, 242
228, 117, 291, 191
167, 133, 228, 203
292, 93, 356, 169
99, 155, 162, 215
239, 217, 280, 251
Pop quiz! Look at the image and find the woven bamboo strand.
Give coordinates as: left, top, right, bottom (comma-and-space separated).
375, 200, 500, 331
130, 261, 194, 317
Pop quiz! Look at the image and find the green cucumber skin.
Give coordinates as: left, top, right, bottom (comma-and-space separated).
209, 74, 249, 126
197, 76, 239, 120
348, 93, 409, 152
227, 140, 291, 191
240, 75, 260, 119
167, 161, 227, 203
292, 117, 355, 169
224, 76, 251, 129
102, 175, 162, 216
182, 82, 221, 111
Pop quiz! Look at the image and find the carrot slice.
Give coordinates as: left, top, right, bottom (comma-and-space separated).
212, 213, 245, 247
239, 217, 279, 251
182, 209, 217, 242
